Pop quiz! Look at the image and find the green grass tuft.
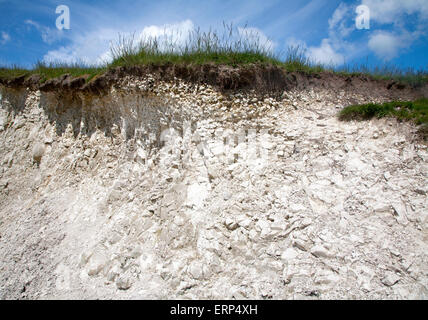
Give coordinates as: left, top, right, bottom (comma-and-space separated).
339, 99, 428, 138
32, 61, 106, 83
0, 62, 105, 83
109, 24, 283, 68
0, 65, 29, 80
0, 23, 427, 86
336, 62, 428, 87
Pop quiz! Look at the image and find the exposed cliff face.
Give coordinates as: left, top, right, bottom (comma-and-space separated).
3, 64, 428, 96
0, 72, 427, 299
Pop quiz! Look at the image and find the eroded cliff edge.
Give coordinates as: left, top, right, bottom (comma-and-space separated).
0, 67, 427, 299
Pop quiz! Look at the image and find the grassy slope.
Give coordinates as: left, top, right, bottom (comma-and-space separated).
339, 98, 428, 139
0, 64, 104, 83
2, 54, 425, 86
339, 98, 428, 124
0, 25, 427, 85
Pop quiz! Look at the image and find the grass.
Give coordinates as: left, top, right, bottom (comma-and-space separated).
0, 66, 29, 81
336, 62, 428, 87
32, 62, 105, 83
109, 24, 280, 68
0, 62, 105, 84
0, 23, 427, 86
339, 98, 428, 139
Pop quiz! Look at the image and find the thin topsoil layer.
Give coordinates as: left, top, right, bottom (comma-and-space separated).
1, 63, 428, 97
1, 63, 428, 299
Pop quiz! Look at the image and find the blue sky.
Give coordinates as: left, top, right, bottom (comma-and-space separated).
0, 0, 427, 70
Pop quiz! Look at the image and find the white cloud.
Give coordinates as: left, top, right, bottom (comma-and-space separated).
362, 0, 428, 25
43, 19, 276, 65
285, 37, 308, 50
287, 3, 354, 66
288, 0, 428, 65
43, 28, 118, 65
361, 0, 428, 60
329, 3, 348, 29
329, 3, 355, 38
237, 27, 277, 53
138, 19, 194, 48
1, 31, 10, 45
43, 20, 196, 65
368, 31, 411, 60
307, 39, 345, 65
25, 20, 64, 45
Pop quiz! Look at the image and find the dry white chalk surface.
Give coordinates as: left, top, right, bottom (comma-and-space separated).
0, 78, 427, 299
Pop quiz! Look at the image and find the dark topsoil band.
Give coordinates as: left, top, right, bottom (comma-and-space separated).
0, 63, 423, 96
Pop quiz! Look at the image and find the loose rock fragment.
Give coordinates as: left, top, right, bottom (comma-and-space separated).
310, 245, 333, 259
381, 272, 401, 287
116, 276, 132, 290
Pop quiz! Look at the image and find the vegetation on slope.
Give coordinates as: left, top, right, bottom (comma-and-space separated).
0, 63, 104, 83
339, 98, 428, 139
0, 24, 427, 86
